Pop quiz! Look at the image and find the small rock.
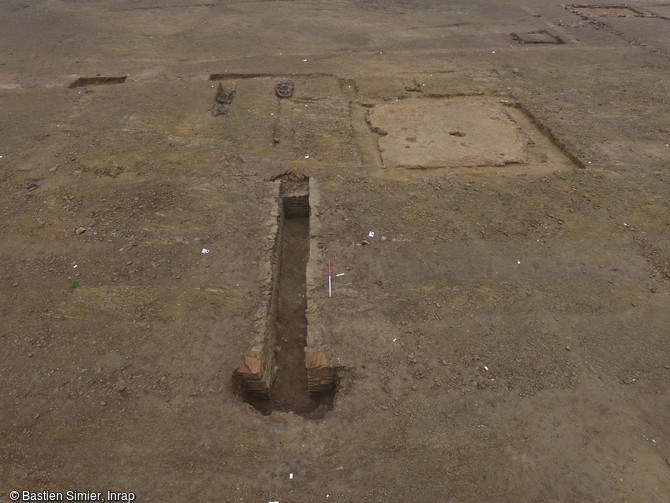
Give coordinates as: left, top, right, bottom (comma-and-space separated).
26, 180, 43, 191
115, 381, 127, 393
512, 68, 520, 74
622, 377, 636, 384
100, 401, 106, 406
75, 226, 86, 235
12, 282, 19, 288
361, 240, 370, 246
34, 413, 40, 419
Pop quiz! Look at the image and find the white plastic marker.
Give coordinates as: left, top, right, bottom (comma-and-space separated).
328, 261, 332, 297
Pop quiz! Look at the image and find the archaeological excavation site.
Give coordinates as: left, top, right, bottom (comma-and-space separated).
1, 0, 669, 501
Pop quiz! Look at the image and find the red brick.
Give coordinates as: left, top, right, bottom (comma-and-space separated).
305, 351, 328, 369
241, 355, 262, 375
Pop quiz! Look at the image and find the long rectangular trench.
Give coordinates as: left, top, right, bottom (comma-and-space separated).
235, 175, 335, 418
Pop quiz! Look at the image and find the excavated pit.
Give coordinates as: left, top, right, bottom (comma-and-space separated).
567, 4, 647, 18
68, 76, 127, 88
511, 30, 565, 44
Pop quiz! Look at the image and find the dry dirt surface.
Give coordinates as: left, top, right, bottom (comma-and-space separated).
1, 0, 670, 502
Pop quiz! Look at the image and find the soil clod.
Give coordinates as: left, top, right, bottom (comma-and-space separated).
276, 81, 295, 98
212, 104, 229, 116
215, 84, 236, 104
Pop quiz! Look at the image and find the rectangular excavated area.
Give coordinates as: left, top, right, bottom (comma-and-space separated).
368, 97, 531, 169
365, 96, 581, 172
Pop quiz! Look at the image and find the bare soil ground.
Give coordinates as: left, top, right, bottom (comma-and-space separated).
1, 0, 669, 502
